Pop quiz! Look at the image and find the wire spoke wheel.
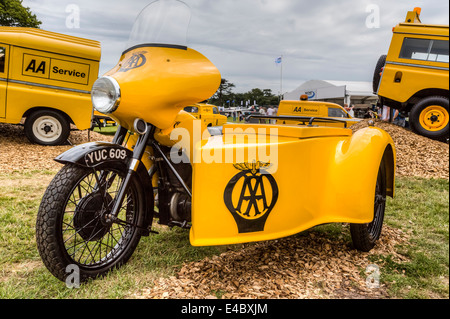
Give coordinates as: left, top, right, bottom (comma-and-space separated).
62, 168, 137, 268
36, 163, 145, 282
367, 175, 386, 242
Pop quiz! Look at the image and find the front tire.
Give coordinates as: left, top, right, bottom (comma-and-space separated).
350, 161, 387, 252
36, 163, 146, 283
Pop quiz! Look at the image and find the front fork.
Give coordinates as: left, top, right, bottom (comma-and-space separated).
106, 124, 156, 223
106, 123, 192, 224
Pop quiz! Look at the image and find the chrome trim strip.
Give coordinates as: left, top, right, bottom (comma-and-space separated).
394, 31, 449, 38
6, 79, 91, 94
386, 61, 449, 71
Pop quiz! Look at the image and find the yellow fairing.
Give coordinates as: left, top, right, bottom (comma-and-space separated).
189, 124, 395, 246
104, 46, 221, 131
154, 111, 211, 162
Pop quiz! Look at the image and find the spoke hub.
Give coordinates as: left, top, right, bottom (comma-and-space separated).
73, 192, 113, 241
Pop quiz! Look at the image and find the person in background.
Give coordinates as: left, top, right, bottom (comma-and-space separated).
259, 107, 267, 124
350, 105, 356, 118
393, 109, 406, 127
364, 107, 374, 119
266, 106, 276, 124
381, 105, 390, 122
344, 104, 355, 118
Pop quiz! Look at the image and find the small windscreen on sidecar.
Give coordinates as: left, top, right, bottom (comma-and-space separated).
125, 0, 191, 52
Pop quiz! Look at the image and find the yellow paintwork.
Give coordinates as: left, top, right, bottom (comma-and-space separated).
184, 103, 227, 127
103, 47, 221, 131
0, 27, 100, 129
189, 123, 396, 246
100, 34, 396, 248
276, 100, 361, 127
154, 110, 211, 162
378, 9, 449, 104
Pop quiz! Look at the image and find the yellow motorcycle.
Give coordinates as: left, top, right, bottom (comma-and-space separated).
36, 0, 396, 283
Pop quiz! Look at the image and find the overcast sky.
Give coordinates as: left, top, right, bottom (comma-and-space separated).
22, 0, 449, 94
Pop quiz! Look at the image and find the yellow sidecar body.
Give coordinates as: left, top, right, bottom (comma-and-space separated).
188, 123, 395, 246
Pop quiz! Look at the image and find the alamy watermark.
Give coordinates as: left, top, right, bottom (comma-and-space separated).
366, 4, 381, 29
65, 4, 81, 29
65, 264, 80, 289
169, 121, 279, 174
365, 264, 381, 289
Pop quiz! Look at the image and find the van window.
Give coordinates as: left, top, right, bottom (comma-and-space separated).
429, 40, 450, 63
400, 38, 449, 63
184, 106, 199, 113
328, 108, 348, 118
213, 107, 219, 114
0, 47, 6, 73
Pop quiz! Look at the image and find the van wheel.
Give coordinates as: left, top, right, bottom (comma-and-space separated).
25, 110, 70, 146
409, 96, 449, 141
372, 55, 387, 94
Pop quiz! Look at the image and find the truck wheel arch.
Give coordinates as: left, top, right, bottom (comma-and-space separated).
23, 107, 74, 125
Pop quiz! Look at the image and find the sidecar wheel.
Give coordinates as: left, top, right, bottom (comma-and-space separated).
36, 163, 146, 283
350, 161, 387, 252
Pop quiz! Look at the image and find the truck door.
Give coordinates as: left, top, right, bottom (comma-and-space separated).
0, 44, 9, 118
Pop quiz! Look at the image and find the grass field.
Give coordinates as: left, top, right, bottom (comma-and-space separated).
0, 170, 448, 299
93, 125, 118, 136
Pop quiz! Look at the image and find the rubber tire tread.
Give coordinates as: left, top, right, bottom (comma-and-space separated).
36, 163, 144, 283
372, 55, 387, 94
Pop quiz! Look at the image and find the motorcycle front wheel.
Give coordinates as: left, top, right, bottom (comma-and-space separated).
36, 163, 146, 283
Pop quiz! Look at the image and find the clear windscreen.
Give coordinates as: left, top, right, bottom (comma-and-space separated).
126, 0, 191, 50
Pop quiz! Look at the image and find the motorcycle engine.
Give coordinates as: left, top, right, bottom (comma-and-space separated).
169, 192, 191, 222
156, 146, 192, 226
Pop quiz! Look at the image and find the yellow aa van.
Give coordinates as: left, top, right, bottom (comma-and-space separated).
0, 27, 100, 145
373, 8, 449, 141
276, 98, 361, 127
183, 103, 227, 127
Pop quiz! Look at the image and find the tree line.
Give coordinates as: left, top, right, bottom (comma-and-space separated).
209, 79, 280, 108
0, 0, 41, 28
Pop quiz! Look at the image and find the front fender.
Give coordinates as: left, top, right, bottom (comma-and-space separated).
335, 127, 396, 198
54, 142, 155, 235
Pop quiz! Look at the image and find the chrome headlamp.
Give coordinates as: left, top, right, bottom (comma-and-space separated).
91, 76, 121, 114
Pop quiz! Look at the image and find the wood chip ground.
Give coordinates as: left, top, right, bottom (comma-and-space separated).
0, 123, 112, 172
0, 121, 448, 299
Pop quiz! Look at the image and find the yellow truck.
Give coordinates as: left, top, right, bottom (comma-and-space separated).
276, 97, 361, 127
0, 27, 101, 145
183, 103, 227, 127
373, 8, 449, 141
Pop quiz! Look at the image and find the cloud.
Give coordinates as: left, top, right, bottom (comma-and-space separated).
22, 0, 449, 93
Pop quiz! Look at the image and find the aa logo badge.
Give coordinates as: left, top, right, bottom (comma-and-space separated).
224, 162, 279, 234
119, 51, 147, 72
